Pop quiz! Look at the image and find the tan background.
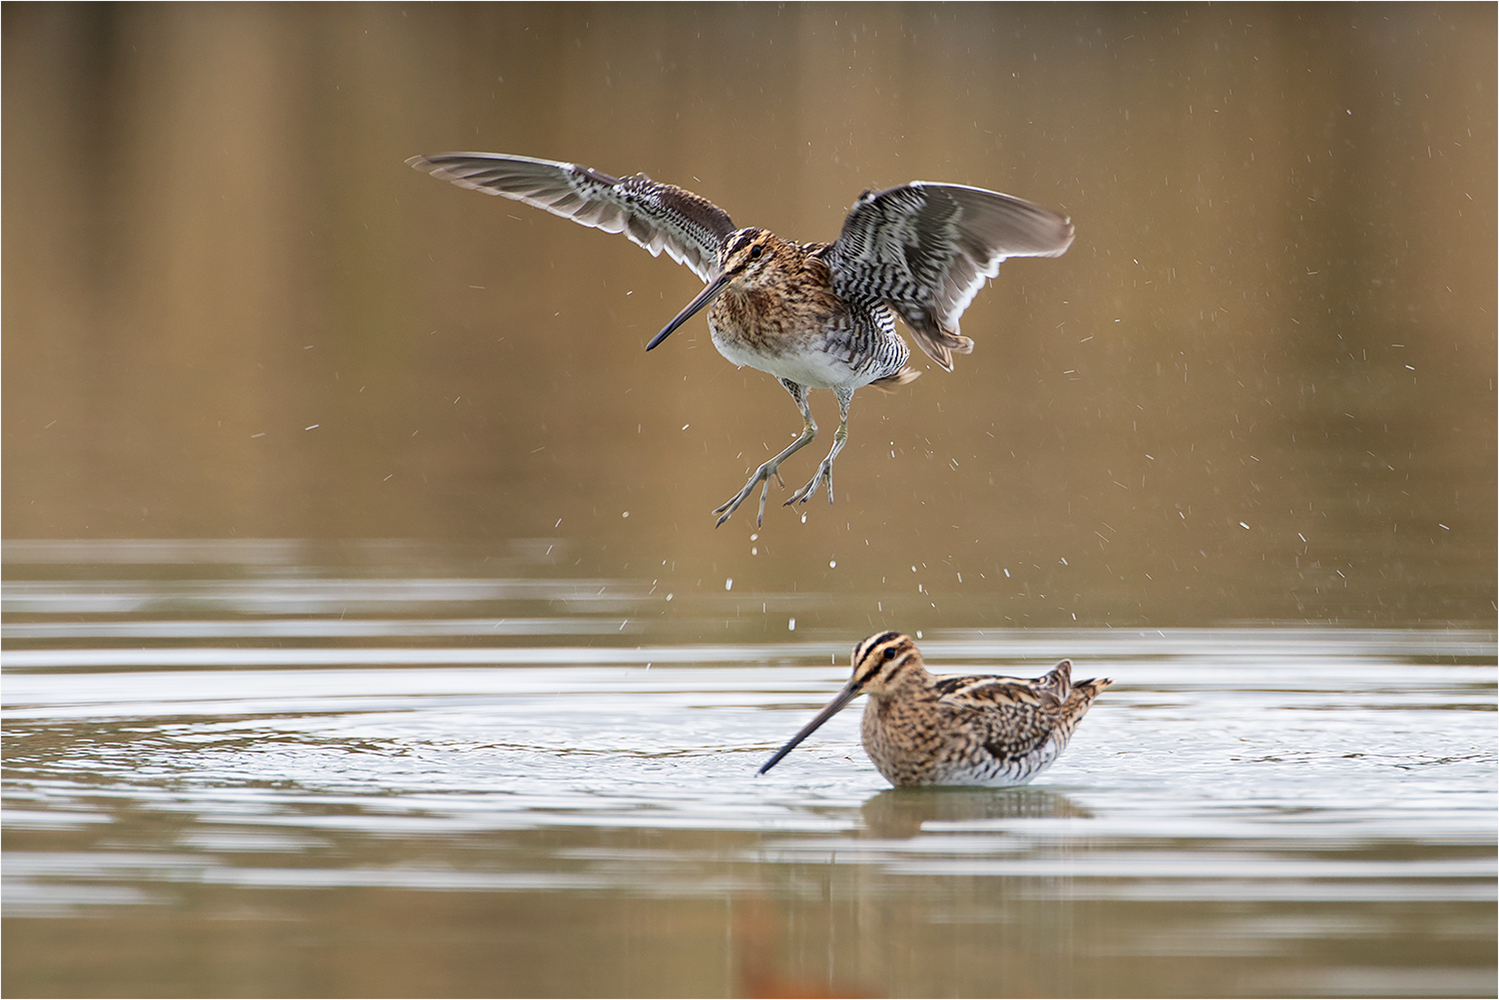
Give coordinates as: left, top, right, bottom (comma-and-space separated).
5, 4, 1494, 626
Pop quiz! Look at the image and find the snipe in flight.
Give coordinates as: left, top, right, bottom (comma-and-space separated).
407, 153, 1074, 527
758, 631, 1111, 787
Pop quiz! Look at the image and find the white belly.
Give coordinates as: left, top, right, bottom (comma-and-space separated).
710, 327, 875, 392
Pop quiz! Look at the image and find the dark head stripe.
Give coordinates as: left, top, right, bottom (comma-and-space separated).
724, 228, 760, 259
854, 630, 905, 665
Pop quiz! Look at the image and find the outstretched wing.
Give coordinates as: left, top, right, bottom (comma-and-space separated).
827, 183, 1074, 370
407, 153, 736, 282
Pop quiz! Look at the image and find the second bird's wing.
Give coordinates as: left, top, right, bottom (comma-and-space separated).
827, 183, 1073, 370
408, 152, 736, 283
933, 672, 1065, 761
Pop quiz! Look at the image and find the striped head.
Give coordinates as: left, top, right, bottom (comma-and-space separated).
756, 630, 928, 776
848, 631, 926, 696
716, 228, 783, 286
646, 228, 787, 350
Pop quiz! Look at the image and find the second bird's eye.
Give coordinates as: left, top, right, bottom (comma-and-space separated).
749, 245, 763, 259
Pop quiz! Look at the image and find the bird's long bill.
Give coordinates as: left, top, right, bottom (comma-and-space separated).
756, 680, 863, 776
646, 272, 731, 350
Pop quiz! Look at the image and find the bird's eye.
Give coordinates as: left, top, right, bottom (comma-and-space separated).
883, 646, 897, 660
749, 245, 763, 259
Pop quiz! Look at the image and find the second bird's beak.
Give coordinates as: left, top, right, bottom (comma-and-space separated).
646, 271, 732, 351
756, 678, 864, 776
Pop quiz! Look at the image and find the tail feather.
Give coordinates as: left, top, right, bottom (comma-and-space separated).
1066, 677, 1113, 713
870, 365, 921, 393
901, 315, 975, 372
1055, 676, 1112, 741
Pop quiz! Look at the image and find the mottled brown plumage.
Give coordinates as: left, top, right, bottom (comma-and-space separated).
759, 632, 1111, 787
407, 152, 1073, 526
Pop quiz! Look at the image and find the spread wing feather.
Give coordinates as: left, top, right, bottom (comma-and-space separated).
827, 183, 1074, 370
407, 153, 736, 283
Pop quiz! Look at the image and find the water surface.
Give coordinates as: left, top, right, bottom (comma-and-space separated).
4, 541, 1493, 997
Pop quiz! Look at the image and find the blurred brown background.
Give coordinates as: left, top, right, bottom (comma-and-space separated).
4, 4, 1494, 627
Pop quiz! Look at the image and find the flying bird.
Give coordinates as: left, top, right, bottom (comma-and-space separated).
408, 152, 1073, 526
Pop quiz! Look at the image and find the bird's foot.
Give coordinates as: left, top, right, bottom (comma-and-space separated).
785, 460, 835, 508
714, 461, 787, 528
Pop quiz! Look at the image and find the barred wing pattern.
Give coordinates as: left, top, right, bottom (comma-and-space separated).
406, 153, 736, 283
934, 661, 1073, 710
828, 183, 1074, 371
933, 660, 1104, 767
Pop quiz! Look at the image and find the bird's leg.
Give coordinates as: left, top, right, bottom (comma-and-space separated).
786, 388, 852, 508
714, 379, 816, 528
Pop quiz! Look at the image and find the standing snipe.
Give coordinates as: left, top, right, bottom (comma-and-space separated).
758, 631, 1111, 787
408, 153, 1074, 526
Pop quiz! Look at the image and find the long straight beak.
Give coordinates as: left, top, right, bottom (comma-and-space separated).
646, 271, 732, 351
757, 679, 863, 776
